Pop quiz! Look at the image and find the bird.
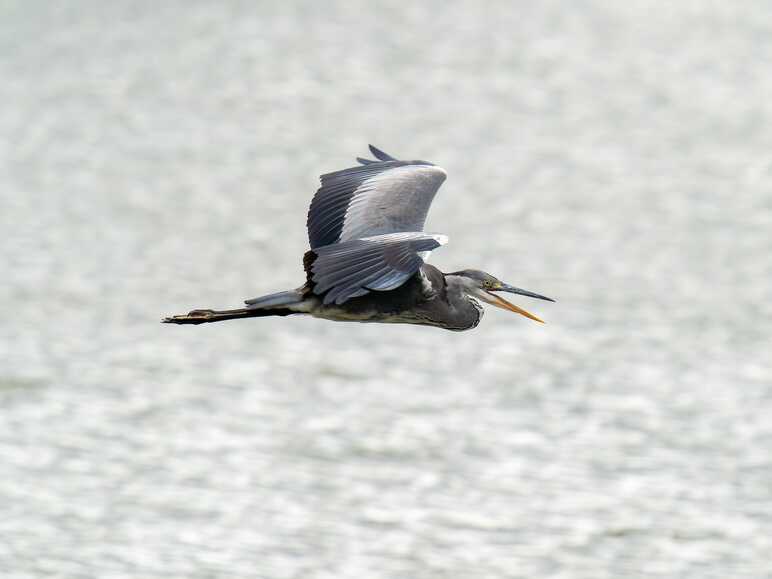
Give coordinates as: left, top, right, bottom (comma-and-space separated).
163, 145, 554, 331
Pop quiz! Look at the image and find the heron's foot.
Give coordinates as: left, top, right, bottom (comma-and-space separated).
162, 309, 216, 324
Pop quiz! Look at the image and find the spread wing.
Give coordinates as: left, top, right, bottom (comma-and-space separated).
306, 145, 448, 249
308, 232, 448, 305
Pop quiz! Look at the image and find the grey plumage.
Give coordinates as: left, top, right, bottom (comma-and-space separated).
304, 150, 448, 304
163, 145, 554, 330
244, 289, 304, 309
309, 232, 447, 305
306, 154, 446, 250
366, 144, 397, 162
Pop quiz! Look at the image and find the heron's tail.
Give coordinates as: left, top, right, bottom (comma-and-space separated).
244, 289, 305, 309
163, 289, 307, 325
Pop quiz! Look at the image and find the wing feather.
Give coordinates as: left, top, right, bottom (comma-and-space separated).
309, 232, 448, 305
306, 146, 447, 249
368, 144, 397, 161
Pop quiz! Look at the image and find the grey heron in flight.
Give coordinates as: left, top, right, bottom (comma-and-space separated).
164, 145, 554, 331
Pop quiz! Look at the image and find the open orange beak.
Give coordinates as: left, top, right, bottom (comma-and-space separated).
480, 283, 555, 324
487, 292, 546, 323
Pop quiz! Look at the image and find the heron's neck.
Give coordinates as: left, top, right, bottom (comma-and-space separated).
444, 275, 485, 313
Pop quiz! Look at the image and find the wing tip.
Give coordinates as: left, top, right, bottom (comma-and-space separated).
431, 234, 449, 246
368, 144, 396, 161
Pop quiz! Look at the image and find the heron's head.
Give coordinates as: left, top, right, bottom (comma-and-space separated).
449, 270, 555, 323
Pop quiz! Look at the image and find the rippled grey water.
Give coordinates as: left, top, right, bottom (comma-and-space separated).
2, 2, 771, 577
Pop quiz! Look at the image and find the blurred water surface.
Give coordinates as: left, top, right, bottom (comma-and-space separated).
2, 2, 771, 578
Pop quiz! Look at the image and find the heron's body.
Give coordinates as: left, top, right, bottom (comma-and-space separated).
164, 146, 553, 330
307, 264, 483, 330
